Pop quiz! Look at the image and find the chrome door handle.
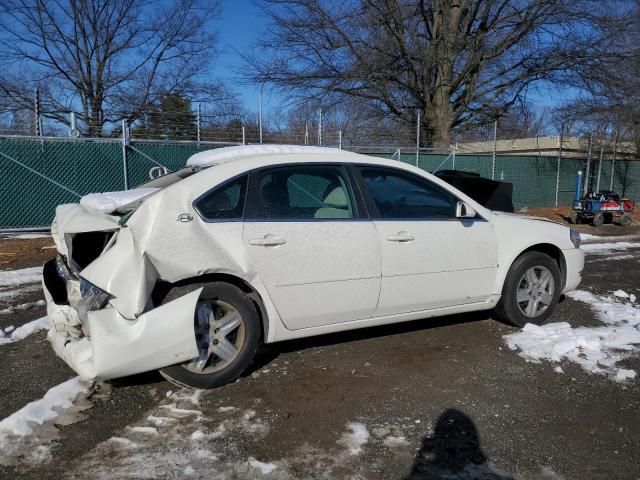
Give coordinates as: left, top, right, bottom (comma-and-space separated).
249, 235, 287, 246
386, 231, 415, 242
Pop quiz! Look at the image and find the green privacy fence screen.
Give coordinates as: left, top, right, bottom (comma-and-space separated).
1, 136, 639, 229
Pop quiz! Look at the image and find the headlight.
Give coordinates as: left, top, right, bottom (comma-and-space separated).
79, 277, 113, 311
570, 229, 581, 248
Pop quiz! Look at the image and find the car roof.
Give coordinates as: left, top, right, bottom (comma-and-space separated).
186, 144, 360, 167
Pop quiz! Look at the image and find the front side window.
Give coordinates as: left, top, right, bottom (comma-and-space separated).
194, 175, 247, 220
360, 167, 455, 219
252, 165, 354, 220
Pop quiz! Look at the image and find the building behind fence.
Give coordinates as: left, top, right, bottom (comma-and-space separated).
1, 118, 639, 230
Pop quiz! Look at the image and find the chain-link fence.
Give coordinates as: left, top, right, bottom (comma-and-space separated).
1, 125, 639, 229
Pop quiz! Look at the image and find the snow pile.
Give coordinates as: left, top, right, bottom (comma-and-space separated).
186, 144, 354, 167
0, 299, 45, 315
1, 233, 51, 240
0, 316, 49, 345
248, 457, 278, 475
581, 241, 640, 254
505, 289, 640, 382
338, 422, 370, 455
0, 377, 93, 466
0, 266, 42, 287
80, 187, 160, 213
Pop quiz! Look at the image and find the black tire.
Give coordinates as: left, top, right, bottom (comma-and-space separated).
592, 212, 604, 227
159, 282, 261, 389
618, 213, 632, 226
494, 251, 562, 328
568, 211, 578, 224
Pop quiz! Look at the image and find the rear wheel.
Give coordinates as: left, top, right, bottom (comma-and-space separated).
159, 282, 261, 389
494, 251, 561, 327
592, 212, 604, 227
618, 213, 632, 226
568, 211, 578, 224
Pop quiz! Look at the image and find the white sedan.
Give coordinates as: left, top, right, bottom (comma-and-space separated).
43, 145, 584, 389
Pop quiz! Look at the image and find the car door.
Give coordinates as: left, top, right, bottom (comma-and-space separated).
243, 163, 381, 330
354, 165, 498, 317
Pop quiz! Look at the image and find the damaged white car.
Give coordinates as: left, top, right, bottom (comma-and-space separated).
43, 145, 584, 389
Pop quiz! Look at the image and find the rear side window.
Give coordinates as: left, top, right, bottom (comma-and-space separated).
359, 167, 456, 219
250, 165, 354, 220
194, 175, 247, 221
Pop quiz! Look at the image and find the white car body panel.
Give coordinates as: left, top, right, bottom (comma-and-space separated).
42, 146, 584, 381
373, 219, 498, 315
243, 220, 381, 329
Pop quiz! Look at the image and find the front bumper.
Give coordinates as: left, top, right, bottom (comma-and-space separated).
562, 248, 584, 293
43, 257, 200, 380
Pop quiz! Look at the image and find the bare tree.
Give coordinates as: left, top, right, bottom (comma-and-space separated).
0, 0, 230, 136
245, 0, 612, 147
557, 1, 640, 154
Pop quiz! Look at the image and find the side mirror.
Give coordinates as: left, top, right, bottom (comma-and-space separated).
456, 201, 477, 219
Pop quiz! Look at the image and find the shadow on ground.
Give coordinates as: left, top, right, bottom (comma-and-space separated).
406, 409, 513, 480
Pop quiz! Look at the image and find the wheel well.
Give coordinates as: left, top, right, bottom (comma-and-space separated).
151, 273, 269, 341
518, 243, 566, 289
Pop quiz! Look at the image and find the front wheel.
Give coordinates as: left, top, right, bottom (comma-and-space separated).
494, 251, 561, 327
159, 282, 261, 389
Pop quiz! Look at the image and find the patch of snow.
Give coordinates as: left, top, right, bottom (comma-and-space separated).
505, 290, 640, 382
383, 435, 409, 448
0, 316, 49, 345
190, 430, 206, 441
1, 233, 51, 240
0, 284, 42, 301
0, 299, 45, 315
0, 266, 42, 287
581, 241, 640, 255
338, 422, 370, 455
614, 290, 630, 298
248, 457, 277, 475
127, 426, 158, 435
217, 406, 236, 413
186, 144, 355, 167
80, 187, 160, 213
0, 377, 90, 437
581, 233, 640, 244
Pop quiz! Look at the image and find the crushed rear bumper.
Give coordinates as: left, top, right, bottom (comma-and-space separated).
43, 257, 200, 380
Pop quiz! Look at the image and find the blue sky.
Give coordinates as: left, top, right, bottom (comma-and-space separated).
215, 1, 273, 112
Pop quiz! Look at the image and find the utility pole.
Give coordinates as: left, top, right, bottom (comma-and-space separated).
610, 133, 618, 190
584, 132, 593, 195
492, 120, 498, 180
318, 108, 322, 146
416, 112, 421, 166
259, 85, 264, 144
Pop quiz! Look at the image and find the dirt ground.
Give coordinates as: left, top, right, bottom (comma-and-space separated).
521, 206, 640, 237
1, 235, 640, 479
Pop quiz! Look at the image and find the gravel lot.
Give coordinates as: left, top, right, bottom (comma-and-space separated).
1, 227, 640, 480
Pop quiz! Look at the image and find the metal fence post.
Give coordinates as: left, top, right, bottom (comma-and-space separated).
610, 133, 618, 190
555, 128, 564, 207
452, 143, 457, 170
318, 108, 322, 146
305, 122, 309, 145
242, 126, 246, 145
416, 112, 420, 165
338, 130, 342, 149
584, 132, 593, 195
34, 88, 41, 136
492, 120, 497, 180
122, 119, 129, 190
259, 86, 263, 144
596, 146, 603, 192
196, 103, 201, 143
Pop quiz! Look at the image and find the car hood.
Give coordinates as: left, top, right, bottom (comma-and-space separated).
491, 210, 565, 227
